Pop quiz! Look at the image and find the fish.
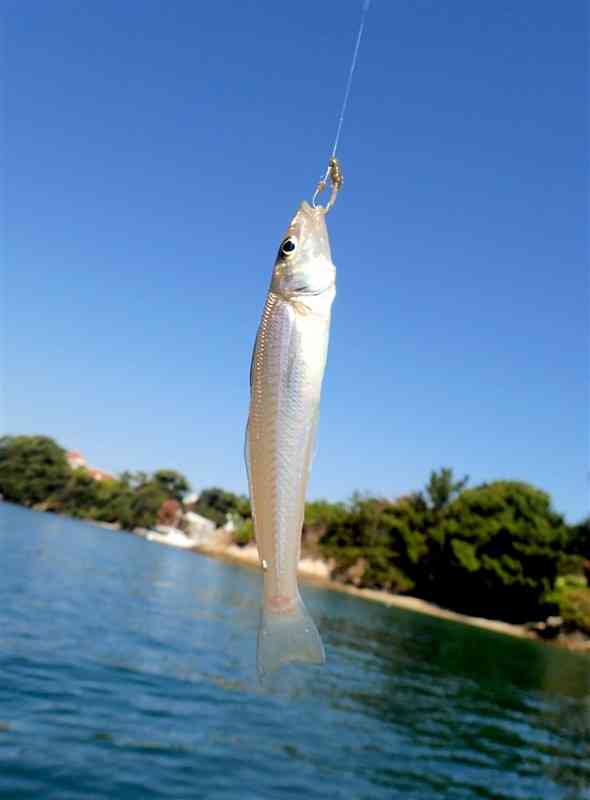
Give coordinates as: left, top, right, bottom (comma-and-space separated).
245, 200, 336, 678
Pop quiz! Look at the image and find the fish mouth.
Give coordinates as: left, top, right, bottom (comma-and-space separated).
289, 201, 324, 228
290, 201, 329, 243
299, 200, 325, 220
300, 200, 320, 213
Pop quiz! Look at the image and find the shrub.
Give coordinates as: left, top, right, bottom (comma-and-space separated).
552, 587, 590, 635
233, 519, 254, 547
421, 481, 568, 621
320, 496, 416, 593
0, 435, 70, 507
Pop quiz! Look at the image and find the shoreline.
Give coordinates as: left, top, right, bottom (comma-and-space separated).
194, 541, 590, 654
19, 507, 590, 655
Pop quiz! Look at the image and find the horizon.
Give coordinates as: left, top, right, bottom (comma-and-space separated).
5, 1, 588, 522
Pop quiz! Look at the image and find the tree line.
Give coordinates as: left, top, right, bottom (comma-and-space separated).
0, 435, 191, 530
1, 434, 588, 634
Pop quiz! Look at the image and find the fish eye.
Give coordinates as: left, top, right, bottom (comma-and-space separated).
280, 237, 297, 257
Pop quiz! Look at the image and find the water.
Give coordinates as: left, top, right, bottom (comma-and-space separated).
0, 504, 588, 800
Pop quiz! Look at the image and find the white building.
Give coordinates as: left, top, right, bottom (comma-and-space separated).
183, 511, 217, 544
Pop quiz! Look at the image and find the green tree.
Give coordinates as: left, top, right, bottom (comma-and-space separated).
567, 517, 590, 558
55, 468, 100, 517
378, 493, 429, 578
399, 468, 469, 588
194, 487, 249, 527
153, 469, 190, 502
423, 467, 469, 511
555, 588, 590, 634
0, 435, 71, 507
119, 471, 148, 490
319, 496, 417, 592
51, 471, 138, 527
233, 518, 254, 546
101, 482, 137, 529
127, 480, 168, 530
100, 472, 168, 529
301, 499, 347, 553
421, 481, 568, 621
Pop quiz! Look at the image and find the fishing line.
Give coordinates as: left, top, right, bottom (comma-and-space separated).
329, 0, 371, 162
313, 0, 371, 210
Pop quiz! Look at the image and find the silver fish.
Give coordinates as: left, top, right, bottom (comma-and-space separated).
245, 200, 336, 678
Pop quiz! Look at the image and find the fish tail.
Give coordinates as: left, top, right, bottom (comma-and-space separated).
257, 596, 325, 679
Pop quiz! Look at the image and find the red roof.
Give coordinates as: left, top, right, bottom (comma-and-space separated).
87, 468, 114, 482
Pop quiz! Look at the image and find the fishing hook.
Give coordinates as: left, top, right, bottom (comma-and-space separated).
312, 157, 343, 214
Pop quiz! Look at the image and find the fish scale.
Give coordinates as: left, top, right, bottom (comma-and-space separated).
246, 201, 336, 678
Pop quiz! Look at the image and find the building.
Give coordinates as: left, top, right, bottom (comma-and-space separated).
66, 450, 86, 470
86, 467, 115, 482
66, 450, 114, 482
183, 511, 217, 543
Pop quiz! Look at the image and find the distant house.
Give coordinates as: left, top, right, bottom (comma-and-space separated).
66, 450, 113, 482
87, 467, 115, 482
66, 450, 86, 470
183, 511, 216, 543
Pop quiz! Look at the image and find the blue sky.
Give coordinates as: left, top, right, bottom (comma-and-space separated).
5, 1, 588, 520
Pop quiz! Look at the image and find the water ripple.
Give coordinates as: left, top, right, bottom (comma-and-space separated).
0, 504, 589, 800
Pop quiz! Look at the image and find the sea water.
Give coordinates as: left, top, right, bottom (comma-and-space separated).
1, 503, 588, 799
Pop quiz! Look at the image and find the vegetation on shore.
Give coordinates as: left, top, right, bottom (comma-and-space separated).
1, 434, 588, 637
0, 435, 190, 530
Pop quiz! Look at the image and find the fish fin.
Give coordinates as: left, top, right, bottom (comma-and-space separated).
257, 596, 325, 679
